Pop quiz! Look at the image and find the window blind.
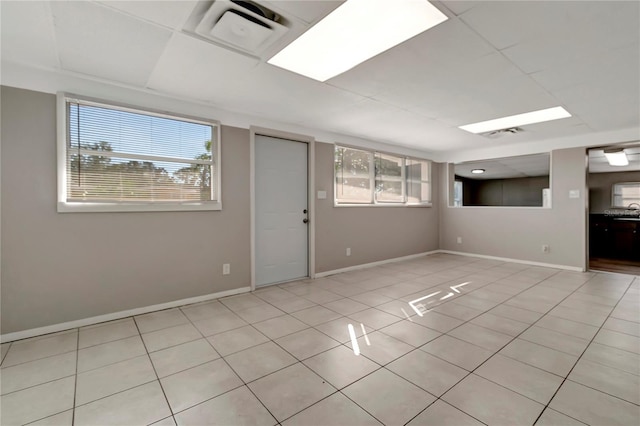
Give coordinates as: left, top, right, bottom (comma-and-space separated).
66, 100, 216, 204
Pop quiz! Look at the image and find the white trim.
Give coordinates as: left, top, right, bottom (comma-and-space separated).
57, 92, 67, 210
0, 286, 250, 343
250, 127, 316, 291
56, 92, 222, 214
57, 201, 222, 213
437, 250, 584, 272
334, 144, 434, 207
314, 251, 440, 277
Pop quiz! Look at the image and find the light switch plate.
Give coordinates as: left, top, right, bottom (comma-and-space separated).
317, 191, 327, 199
569, 189, 580, 199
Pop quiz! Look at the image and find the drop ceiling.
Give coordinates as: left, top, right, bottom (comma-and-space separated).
454, 153, 550, 180
1, 0, 639, 161
589, 145, 640, 173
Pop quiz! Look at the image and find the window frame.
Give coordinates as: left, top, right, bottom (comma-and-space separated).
611, 182, 640, 208
375, 152, 406, 204
57, 93, 222, 213
334, 144, 432, 207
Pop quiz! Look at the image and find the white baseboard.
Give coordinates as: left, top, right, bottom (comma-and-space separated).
438, 250, 585, 272
1, 286, 251, 343
314, 250, 440, 278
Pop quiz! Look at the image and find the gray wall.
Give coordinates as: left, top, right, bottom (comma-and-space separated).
459, 176, 548, 207
588, 171, 640, 213
1, 87, 441, 334
440, 148, 587, 269
1, 87, 251, 334
314, 142, 440, 273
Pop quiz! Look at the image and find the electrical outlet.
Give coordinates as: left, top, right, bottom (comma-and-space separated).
457, 237, 462, 244
542, 245, 550, 253
346, 248, 351, 256
223, 263, 230, 275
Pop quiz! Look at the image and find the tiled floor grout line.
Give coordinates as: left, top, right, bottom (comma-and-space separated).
256, 262, 628, 425
177, 263, 635, 425
391, 271, 568, 425
283, 262, 557, 426
0, 342, 11, 366
322, 260, 535, 425
397, 268, 629, 425
3, 257, 637, 426
70, 329, 80, 426
178, 304, 284, 426
131, 316, 177, 426
531, 277, 640, 425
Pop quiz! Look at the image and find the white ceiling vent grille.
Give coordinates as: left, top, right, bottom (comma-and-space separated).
481, 127, 523, 138
185, 0, 289, 57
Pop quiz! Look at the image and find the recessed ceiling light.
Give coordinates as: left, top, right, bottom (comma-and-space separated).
604, 149, 629, 166
459, 106, 572, 134
267, 0, 448, 82
471, 169, 485, 174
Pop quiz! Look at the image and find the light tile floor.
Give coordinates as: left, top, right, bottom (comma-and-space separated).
1, 253, 639, 425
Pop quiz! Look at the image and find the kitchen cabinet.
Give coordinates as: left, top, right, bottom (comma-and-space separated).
589, 215, 640, 260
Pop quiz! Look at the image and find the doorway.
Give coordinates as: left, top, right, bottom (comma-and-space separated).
587, 144, 640, 274
252, 131, 314, 288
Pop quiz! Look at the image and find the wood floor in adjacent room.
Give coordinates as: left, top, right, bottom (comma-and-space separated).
590, 257, 640, 276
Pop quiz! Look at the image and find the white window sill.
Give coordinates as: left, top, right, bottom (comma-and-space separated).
334, 203, 433, 208
57, 201, 222, 213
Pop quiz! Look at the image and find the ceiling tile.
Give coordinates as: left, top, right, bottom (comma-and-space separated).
440, 1, 478, 16
148, 34, 366, 123
569, 101, 640, 132
0, 1, 59, 68
529, 44, 640, 92
52, 1, 172, 86
462, 1, 639, 58
266, 0, 342, 24
497, 3, 640, 73
400, 52, 559, 126
225, 63, 368, 123
330, 18, 496, 99
96, 0, 197, 30
146, 33, 259, 102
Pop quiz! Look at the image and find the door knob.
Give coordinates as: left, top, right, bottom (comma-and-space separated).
303, 218, 309, 224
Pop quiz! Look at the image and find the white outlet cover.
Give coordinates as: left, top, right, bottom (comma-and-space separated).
569, 189, 580, 199
317, 190, 327, 199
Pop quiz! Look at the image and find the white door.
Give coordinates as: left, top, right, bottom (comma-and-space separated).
255, 135, 308, 286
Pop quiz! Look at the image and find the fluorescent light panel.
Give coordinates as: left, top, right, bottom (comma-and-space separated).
459, 106, 572, 134
267, 0, 448, 82
604, 149, 629, 166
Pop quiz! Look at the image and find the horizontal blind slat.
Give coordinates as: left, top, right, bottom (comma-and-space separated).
67, 100, 216, 204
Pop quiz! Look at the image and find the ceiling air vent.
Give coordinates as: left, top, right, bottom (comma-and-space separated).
187, 0, 289, 57
481, 127, 523, 139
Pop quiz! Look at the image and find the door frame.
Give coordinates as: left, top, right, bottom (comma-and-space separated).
250, 126, 316, 291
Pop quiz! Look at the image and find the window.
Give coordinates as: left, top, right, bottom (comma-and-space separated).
375, 153, 404, 203
334, 145, 431, 206
453, 180, 463, 207
335, 146, 373, 204
58, 94, 221, 212
612, 182, 640, 208
407, 158, 431, 204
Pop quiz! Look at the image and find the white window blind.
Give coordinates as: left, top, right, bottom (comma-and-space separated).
61, 96, 219, 211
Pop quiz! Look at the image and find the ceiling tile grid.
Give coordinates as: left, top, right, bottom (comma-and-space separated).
52, 1, 173, 86
0, 0, 638, 157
